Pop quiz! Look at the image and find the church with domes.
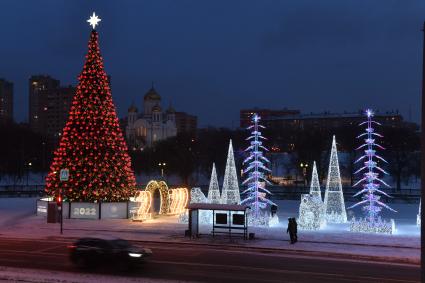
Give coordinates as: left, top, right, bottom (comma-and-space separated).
126, 85, 178, 149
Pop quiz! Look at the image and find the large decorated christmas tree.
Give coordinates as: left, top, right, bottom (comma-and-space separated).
45, 13, 137, 202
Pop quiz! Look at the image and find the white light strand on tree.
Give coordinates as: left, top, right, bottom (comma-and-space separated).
323, 135, 347, 223
240, 114, 276, 226
207, 163, 221, 204
221, 140, 241, 204
349, 109, 396, 234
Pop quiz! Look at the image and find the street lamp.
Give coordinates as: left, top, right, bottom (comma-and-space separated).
300, 162, 309, 188
158, 162, 166, 178
26, 162, 32, 186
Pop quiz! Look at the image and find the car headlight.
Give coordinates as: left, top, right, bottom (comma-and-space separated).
128, 253, 142, 258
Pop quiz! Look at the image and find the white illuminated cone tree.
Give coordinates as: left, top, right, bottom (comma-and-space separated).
207, 163, 221, 204
323, 135, 347, 223
221, 140, 241, 204
310, 161, 322, 202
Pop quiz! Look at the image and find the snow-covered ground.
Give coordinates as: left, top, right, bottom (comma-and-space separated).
0, 198, 420, 264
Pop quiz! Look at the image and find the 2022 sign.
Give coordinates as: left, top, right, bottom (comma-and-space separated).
73, 207, 96, 216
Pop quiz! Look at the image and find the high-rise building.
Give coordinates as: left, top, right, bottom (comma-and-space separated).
175, 111, 197, 134
28, 75, 75, 145
240, 108, 300, 128
0, 78, 14, 123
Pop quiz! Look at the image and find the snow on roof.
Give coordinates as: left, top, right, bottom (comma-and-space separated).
187, 203, 250, 211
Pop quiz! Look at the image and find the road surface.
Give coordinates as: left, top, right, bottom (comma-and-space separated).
0, 237, 420, 282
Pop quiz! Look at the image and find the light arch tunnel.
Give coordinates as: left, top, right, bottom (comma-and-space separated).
132, 180, 188, 221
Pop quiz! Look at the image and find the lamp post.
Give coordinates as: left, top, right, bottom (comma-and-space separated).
158, 162, 166, 178
26, 162, 32, 186
300, 162, 309, 188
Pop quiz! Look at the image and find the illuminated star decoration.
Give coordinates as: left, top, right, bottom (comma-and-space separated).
87, 12, 101, 29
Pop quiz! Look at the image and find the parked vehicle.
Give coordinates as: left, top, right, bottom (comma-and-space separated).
68, 237, 152, 269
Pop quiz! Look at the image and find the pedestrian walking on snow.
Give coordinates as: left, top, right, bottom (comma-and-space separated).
292, 218, 298, 243
287, 218, 296, 244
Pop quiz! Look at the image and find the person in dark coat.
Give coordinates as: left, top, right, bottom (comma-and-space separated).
286, 218, 296, 244
292, 218, 298, 243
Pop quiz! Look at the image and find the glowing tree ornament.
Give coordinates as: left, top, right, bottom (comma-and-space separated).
44, 13, 137, 202
220, 140, 241, 204
207, 163, 221, 204
240, 114, 276, 226
349, 109, 396, 234
323, 136, 347, 223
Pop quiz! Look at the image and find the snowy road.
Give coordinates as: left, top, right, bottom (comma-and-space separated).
0, 237, 420, 283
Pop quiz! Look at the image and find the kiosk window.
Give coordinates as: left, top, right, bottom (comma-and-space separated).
215, 213, 227, 224
233, 214, 245, 225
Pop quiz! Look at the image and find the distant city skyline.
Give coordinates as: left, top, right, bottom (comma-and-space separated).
0, 1, 424, 127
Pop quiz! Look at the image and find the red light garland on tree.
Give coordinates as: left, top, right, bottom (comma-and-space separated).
45, 27, 137, 202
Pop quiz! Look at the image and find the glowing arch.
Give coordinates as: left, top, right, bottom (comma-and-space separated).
145, 180, 170, 215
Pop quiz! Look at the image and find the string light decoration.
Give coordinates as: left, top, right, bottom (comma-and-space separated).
190, 187, 208, 203
207, 163, 221, 204
298, 194, 324, 230
309, 161, 322, 201
240, 114, 276, 226
417, 201, 421, 227
169, 188, 189, 215
349, 109, 396, 234
145, 180, 170, 215
298, 161, 325, 230
45, 13, 137, 202
190, 187, 212, 224
323, 136, 347, 223
220, 140, 241, 205
132, 191, 152, 221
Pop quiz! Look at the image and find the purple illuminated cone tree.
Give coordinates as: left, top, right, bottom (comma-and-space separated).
349, 109, 396, 233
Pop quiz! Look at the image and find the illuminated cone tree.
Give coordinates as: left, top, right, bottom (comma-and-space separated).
323, 135, 347, 223
241, 114, 276, 223
207, 163, 221, 204
418, 201, 421, 227
45, 13, 137, 202
221, 140, 241, 204
309, 161, 322, 202
349, 109, 396, 233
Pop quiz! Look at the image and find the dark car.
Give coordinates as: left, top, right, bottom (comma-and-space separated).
68, 237, 152, 269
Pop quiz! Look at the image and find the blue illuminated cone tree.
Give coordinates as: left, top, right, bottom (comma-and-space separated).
241, 114, 276, 225
45, 15, 137, 202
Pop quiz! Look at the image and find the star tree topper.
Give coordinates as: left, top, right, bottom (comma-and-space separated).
87, 12, 101, 29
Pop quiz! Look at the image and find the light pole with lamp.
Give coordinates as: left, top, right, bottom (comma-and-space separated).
158, 162, 166, 178
300, 162, 309, 188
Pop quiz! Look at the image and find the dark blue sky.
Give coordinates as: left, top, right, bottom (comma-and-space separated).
0, 0, 424, 127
